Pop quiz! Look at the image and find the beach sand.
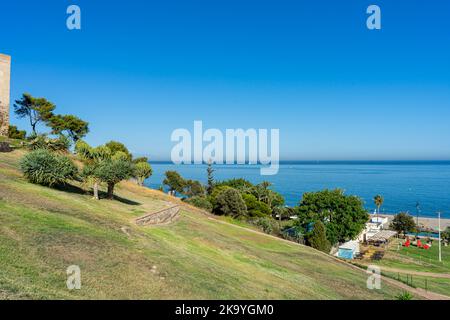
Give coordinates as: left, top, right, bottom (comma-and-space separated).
380, 214, 450, 230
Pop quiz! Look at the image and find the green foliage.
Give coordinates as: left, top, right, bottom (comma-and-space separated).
215, 179, 285, 212
213, 188, 247, 218
14, 93, 55, 134
76, 139, 134, 199
209, 185, 233, 208
163, 171, 186, 194
281, 226, 304, 244
442, 227, 450, 241
26, 134, 71, 152
390, 213, 417, 234
184, 179, 205, 197
75, 140, 111, 163
132, 156, 149, 164
216, 178, 253, 191
242, 193, 271, 217
105, 141, 132, 160
395, 291, 413, 300
95, 159, 134, 185
269, 191, 285, 208
134, 161, 153, 186
20, 149, 78, 186
374, 194, 384, 213
306, 221, 331, 253
47, 114, 89, 143
253, 217, 280, 235
206, 161, 215, 195
296, 189, 368, 245
249, 182, 285, 210
273, 206, 297, 221
112, 151, 130, 162
8, 125, 26, 140
184, 196, 213, 212
95, 159, 135, 199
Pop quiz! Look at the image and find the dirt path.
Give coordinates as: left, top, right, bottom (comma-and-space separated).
366, 265, 450, 279
380, 276, 450, 300
200, 214, 450, 300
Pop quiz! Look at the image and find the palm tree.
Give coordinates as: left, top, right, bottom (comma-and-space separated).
259, 181, 273, 205
374, 194, 384, 223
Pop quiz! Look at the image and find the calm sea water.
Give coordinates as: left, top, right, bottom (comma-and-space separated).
144, 161, 450, 218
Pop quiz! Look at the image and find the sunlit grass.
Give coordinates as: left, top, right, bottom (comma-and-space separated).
0, 150, 404, 299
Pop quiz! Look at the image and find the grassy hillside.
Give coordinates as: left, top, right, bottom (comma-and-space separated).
373, 239, 450, 274
0, 150, 404, 299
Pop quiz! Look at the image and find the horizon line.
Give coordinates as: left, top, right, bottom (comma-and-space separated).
147, 159, 450, 164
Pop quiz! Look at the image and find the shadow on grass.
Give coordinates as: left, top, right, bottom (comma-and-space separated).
55, 183, 141, 206
54, 183, 87, 196
96, 190, 141, 205
112, 194, 141, 206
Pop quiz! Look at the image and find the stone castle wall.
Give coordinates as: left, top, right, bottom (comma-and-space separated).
0, 54, 11, 137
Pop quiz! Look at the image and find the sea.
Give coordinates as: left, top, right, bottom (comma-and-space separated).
144, 161, 450, 219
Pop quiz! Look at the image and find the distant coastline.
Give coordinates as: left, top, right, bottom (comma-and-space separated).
145, 161, 450, 219
377, 214, 450, 230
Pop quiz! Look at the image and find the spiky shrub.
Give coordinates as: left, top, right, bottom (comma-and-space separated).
396, 291, 413, 300
134, 161, 153, 186
94, 159, 135, 199
26, 134, 71, 152
20, 149, 78, 186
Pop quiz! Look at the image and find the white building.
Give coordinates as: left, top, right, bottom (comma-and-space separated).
357, 215, 389, 242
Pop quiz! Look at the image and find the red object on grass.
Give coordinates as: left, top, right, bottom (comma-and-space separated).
417, 239, 422, 248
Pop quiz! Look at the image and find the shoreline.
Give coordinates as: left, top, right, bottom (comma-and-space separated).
376, 213, 450, 230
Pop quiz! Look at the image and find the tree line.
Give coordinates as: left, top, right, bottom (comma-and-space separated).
11, 93, 153, 200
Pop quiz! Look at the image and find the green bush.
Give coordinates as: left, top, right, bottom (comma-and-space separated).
95, 159, 135, 199
390, 212, 417, 235
307, 221, 331, 253
296, 189, 368, 245
8, 125, 27, 140
20, 149, 78, 186
26, 134, 71, 152
253, 217, 280, 235
184, 196, 213, 212
396, 291, 413, 300
242, 193, 272, 217
134, 161, 153, 186
213, 188, 247, 218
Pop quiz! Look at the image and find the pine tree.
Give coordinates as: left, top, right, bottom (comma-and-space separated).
206, 160, 215, 195
307, 221, 331, 253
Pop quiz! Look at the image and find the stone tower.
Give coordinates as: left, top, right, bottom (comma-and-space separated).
0, 54, 11, 137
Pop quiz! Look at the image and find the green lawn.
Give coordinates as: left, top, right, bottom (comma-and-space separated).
382, 271, 450, 297
0, 150, 406, 299
373, 239, 450, 274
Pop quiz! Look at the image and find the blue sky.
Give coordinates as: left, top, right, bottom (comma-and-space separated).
1, 0, 449, 160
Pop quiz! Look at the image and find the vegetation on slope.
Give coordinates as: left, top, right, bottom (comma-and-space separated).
0, 151, 403, 299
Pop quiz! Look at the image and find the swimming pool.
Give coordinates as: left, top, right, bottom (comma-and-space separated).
407, 232, 440, 239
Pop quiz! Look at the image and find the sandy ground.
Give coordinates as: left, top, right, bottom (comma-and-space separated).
380, 214, 450, 230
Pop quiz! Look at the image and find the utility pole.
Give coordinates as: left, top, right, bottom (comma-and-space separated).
438, 211, 442, 263
416, 202, 420, 237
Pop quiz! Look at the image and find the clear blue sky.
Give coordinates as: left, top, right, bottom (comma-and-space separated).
1, 0, 449, 160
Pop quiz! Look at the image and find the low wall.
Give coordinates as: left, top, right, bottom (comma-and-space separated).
135, 206, 180, 226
